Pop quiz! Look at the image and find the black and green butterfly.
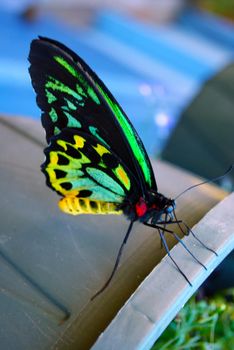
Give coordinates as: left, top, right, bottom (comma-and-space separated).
29, 37, 208, 299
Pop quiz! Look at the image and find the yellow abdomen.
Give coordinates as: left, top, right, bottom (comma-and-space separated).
58, 196, 122, 216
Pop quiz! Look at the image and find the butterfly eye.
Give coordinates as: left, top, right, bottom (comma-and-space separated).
165, 200, 175, 214
166, 206, 173, 214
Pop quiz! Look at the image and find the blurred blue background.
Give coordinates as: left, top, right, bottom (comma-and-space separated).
0, 1, 233, 157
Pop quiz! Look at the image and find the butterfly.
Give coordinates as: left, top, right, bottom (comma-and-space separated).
28, 36, 209, 299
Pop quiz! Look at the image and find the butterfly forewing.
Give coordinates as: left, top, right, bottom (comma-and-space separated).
29, 37, 157, 202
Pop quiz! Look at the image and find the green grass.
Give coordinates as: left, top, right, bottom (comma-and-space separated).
152, 289, 234, 350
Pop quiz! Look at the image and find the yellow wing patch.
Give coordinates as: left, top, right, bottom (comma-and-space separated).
57, 135, 85, 150
93, 143, 110, 157
114, 165, 131, 190
74, 135, 85, 148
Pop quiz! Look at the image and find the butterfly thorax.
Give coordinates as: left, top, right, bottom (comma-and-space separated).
134, 192, 175, 223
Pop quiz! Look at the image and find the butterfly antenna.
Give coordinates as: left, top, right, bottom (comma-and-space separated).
175, 164, 234, 200
91, 220, 134, 301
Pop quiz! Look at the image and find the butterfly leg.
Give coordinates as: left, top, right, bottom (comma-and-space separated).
144, 222, 174, 234
158, 214, 168, 249
91, 220, 135, 300
159, 229, 192, 285
165, 230, 207, 269
156, 219, 183, 225
173, 210, 217, 256
145, 221, 207, 269
160, 213, 170, 248
159, 213, 184, 245
172, 209, 189, 237
182, 221, 218, 256
159, 213, 182, 248
157, 215, 183, 248
161, 214, 168, 249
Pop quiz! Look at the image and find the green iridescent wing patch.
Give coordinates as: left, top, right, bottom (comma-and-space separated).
42, 129, 132, 204
30, 48, 101, 142
96, 84, 153, 188
29, 37, 157, 199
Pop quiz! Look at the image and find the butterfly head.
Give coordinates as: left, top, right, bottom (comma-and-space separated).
164, 198, 176, 214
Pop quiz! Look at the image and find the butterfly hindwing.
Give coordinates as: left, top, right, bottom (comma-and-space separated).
29, 37, 157, 199
42, 129, 134, 212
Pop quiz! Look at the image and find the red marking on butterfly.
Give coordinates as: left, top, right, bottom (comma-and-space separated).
135, 197, 148, 217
